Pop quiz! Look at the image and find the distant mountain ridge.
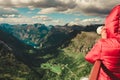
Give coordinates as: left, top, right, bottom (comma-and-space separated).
0, 23, 103, 49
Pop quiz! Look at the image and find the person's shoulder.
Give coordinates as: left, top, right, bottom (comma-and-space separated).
97, 38, 107, 43
99, 38, 120, 46
99, 38, 116, 42
97, 38, 114, 44
94, 38, 119, 47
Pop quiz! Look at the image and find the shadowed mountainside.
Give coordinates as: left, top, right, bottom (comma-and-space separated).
0, 27, 82, 79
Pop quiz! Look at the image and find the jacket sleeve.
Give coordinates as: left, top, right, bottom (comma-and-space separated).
85, 40, 102, 64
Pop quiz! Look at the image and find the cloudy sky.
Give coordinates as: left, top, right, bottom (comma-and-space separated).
0, 0, 120, 25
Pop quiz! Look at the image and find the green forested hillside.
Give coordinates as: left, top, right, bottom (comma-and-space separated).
0, 41, 41, 80
0, 31, 99, 80
38, 31, 99, 80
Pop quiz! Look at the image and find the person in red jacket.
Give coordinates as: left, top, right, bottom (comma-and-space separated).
85, 5, 120, 80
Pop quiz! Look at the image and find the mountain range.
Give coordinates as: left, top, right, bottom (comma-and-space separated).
0, 23, 101, 80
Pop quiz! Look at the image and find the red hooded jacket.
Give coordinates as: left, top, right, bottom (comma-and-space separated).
85, 5, 120, 80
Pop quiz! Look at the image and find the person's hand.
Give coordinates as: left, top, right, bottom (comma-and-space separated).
101, 27, 107, 39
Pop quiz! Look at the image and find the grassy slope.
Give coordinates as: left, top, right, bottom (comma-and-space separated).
40, 31, 99, 80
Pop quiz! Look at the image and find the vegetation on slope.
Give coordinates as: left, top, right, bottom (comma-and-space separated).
0, 41, 41, 80
39, 31, 99, 80
0, 26, 99, 80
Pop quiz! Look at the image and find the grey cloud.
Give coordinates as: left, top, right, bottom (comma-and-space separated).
33, 0, 76, 9
0, 8, 19, 18
0, 0, 120, 17
0, 0, 76, 15
76, 0, 120, 17
32, 15, 53, 21
80, 6, 111, 17
0, 0, 76, 10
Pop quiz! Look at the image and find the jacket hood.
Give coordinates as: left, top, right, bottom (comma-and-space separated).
105, 5, 120, 39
